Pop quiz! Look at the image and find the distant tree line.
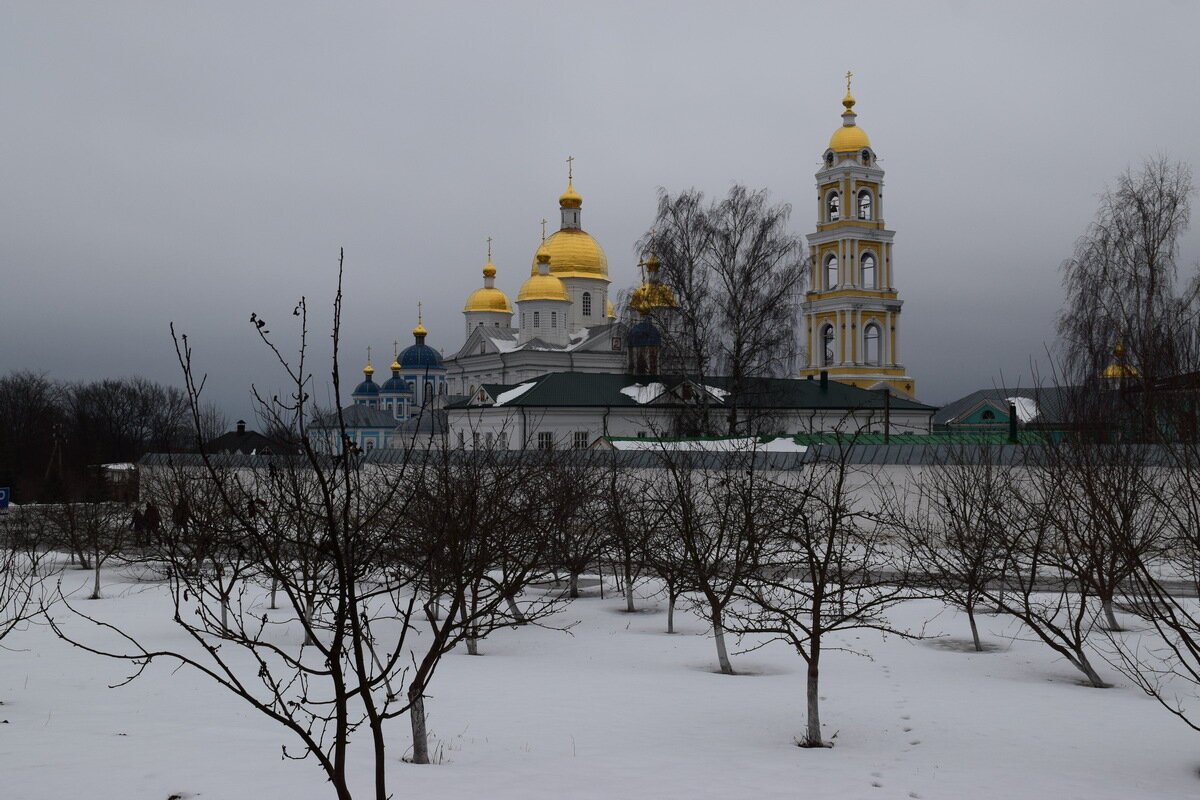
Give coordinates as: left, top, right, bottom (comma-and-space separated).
0, 371, 226, 502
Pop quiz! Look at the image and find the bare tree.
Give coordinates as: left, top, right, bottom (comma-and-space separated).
895, 447, 1016, 651
599, 455, 662, 613
0, 507, 50, 673
648, 450, 768, 674
734, 443, 910, 747
1057, 157, 1198, 436
640, 186, 808, 435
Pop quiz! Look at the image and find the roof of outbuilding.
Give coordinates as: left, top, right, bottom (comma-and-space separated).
451, 372, 937, 412
933, 386, 1076, 426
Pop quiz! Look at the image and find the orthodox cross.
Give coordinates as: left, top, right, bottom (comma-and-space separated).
566, 154, 574, 181
366, 345, 372, 366
540, 218, 548, 240
417, 301, 423, 326
845, 70, 853, 93
393, 340, 399, 359
486, 236, 493, 260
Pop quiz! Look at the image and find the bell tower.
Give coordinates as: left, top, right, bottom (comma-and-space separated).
799, 76, 916, 398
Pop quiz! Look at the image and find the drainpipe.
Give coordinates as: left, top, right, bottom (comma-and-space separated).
1008, 402, 1018, 444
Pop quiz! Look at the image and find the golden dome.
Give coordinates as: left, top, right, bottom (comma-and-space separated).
1102, 341, 1139, 379
531, 228, 609, 280
464, 286, 513, 313
830, 123, 871, 153
518, 272, 570, 303
829, 89, 871, 153
482, 259, 497, 279
630, 281, 677, 314
363, 363, 374, 376
390, 360, 401, 371
413, 321, 428, 338
606, 299, 615, 319
559, 179, 582, 209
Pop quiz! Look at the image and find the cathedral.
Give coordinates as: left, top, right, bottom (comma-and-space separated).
319, 80, 926, 452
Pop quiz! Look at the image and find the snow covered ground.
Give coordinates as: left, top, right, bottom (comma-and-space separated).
2, 564, 1198, 800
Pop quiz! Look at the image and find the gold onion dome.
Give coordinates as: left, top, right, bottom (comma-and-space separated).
464, 286, 513, 313
829, 87, 871, 153
362, 363, 374, 376
518, 272, 570, 302
606, 299, 615, 319
412, 321, 428, 338
630, 255, 677, 314
559, 179, 583, 209
482, 259, 497, 279
1102, 341, 1139, 379
531, 229, 609, 279
390, 359, 401, 371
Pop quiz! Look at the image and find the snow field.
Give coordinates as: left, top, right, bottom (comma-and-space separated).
1, 564, 1197, 800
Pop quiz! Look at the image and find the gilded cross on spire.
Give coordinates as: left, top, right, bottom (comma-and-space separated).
540, 218, 548, 240
486, 236, 493, 260
845, 70, 853, 93
393, 340, 399, 359
566, 155, 574, 182
417, 301, 423, 326
366, 345, 372, 365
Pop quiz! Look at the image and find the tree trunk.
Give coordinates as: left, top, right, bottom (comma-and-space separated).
967, 603, 983, 652
1076, 655, 1107, 688
569, 571, 580, 599
220, 591, 230, 634
804, 654, 822, 746
505, 594, 527, 624
269, 577, 278, 610
1102, 597, 1122, 631
712, 606, 734, 674
90, 558, 102, 600
667, 589, 677, 634
624, 573, 636, 613
303, 596, 316, 646
408, 688, 430, 764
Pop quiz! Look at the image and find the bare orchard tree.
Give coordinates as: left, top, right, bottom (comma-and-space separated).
987, 455, 1110, 688
648, 449, 769, 674
47, 254, 461, 800
599, 454, 664, 613
1102, 441, 1200, 731
542, 453, 605, 599
0, 506, 50, 672
396, 446, 567, 763
733, 443, 910, 747
640, 186, 808, 435
893, 446, 1017, 651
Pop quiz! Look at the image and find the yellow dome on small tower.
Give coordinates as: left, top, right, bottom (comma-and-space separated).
518, 273, 570, 302
829, 79, 871, 153
559, 179, 582, 209
531, 230, 609, 279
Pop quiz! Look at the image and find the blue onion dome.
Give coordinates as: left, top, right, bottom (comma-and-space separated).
627, 320, 661, 348
399, 317, 444, 369
381, 358, 411, 393
353, 364, 380, 396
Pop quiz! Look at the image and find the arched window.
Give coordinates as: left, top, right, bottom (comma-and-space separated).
864, 324, 881, 366
824, 254, 838, 289
551, 311, 557, 328
424, 381, 433, 401
827, 192, 841, 221
821, 324, 836, 367
861, 252, 877, 289
861, 149, 871, 165
533, 311, 541, 328
825, 151, 834, 167
857, 190, 873, 220
581, 291, 592, 316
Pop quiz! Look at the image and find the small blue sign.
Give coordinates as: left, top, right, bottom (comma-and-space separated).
0, 487, 9, 509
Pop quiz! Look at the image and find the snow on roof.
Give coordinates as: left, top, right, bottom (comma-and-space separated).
610, 436, 808, 453
1005, 396, 1039, 423
487, 335, 521, 353
620, 382, 667, 404
101, 463, 137, 471
494, 382, 537, 406
701, 384, 730, 400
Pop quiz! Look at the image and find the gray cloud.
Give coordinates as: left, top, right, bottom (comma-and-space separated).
3, 1, 1198, 420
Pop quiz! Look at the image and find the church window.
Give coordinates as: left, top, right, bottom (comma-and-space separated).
821, 324, 835, 367
864, 324, 881, 366
424, 381, 433, 401
861, 149, 871, 165
551, 311, 557, 328
825, 151, 834, 167
861, 253, 877, 288
827, 192, 841, 221
521, 313, 526, 329
533, 311, 541, 328
479, 341, 486, 355
981, 410, 996, 421
364, 439, 375, 452
858, 190, 873, 220
498, 432, 508, 449
457, 431, 465, 449
824, 254, 838, 289
574, 431, 589, 449
472, 432, 480, 449
537, 431, 554, 450
582, 292, 592, 316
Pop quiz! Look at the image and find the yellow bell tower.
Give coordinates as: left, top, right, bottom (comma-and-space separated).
798, 75, 916, 398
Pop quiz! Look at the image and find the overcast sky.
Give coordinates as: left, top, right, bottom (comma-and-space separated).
3, 1, 1198, 423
